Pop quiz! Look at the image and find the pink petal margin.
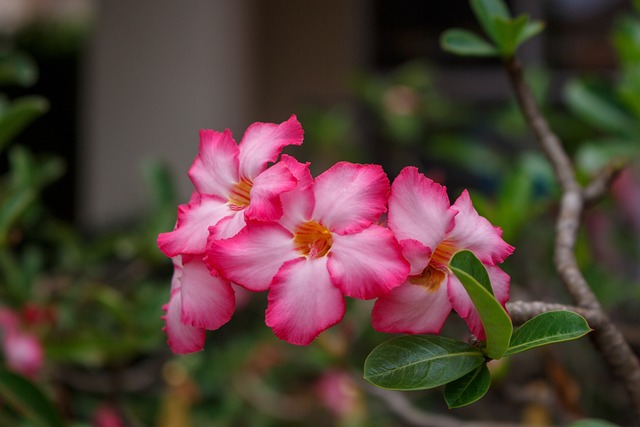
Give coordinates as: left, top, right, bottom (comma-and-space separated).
328, 225, 409, 299
163, 289, 205, 354
312, 162, 390, 234
206, 221, 298, 291
447, 190, 515, 265
179, 257, 235, 330
188, 129, 240, 197
266, 257, 345, 345
238, 115, 304, 180
388, 166, 456, 251
244, 160, 297, 221
371, 278, 452, 334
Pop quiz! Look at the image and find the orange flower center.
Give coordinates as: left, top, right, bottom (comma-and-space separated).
228, 178, 253, 211
293, 221, 332, 258
409, 240, 457, 292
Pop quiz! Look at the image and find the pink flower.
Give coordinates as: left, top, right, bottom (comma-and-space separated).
157, 116, 304, 354
0, 307, 44, 378
207, 157, 410, 345
158, 115, 304, 256
371, 167, 514, 339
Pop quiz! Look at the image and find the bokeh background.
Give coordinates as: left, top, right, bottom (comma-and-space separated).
0, 0, 639, 426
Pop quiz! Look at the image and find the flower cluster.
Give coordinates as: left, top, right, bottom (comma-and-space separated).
158, 116, 514, 353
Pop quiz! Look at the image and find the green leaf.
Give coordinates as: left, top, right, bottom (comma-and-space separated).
0, 370, 66, 427
564, 80, 637, 136
516, 21, 545, 45
503, 311, 591, 357
450, 250, 512, 359
470, 0, 511, 44
0, 51, 38, 87
363, 335, 485, 390
567, 419, 621, 427
444, 363, 491, 408
440, 29, 499, 57
493, 15, 528, 56
0, 96, 49, 152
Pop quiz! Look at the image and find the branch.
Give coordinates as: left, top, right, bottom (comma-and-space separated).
360, 379, 532, 427
504, 57, 640, 419
506, 300, 603, 327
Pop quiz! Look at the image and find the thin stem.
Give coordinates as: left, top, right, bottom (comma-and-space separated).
504, 57, 640, 418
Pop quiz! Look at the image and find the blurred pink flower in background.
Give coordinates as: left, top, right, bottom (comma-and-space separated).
0, 307, 44, 378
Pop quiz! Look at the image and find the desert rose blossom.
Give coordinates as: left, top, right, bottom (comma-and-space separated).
372, 166, 514, 339
0, 307, 44, 378
157, 116, 304, 353
207, 157, 410, 345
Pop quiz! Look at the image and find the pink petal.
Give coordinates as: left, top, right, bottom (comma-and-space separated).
2, 331, 43, 378
278, 156, 315, 232
266, 257, 345, 345
157, 193, 231, 257
447, 190, 515, 265
328, 225, 409, 299
180, 257, 235, 330
371, 279, 452, 334
447, 265, 511, 340
244, 161, 297, 221
388, 166, 456, 251
399, 238, 432, 276
206, 221, 298, 291
209, 210, 247, 240
188, 129, 240, 197
313, 162, 390, 234
162, 289, 205, 354
238, 115, 304, 180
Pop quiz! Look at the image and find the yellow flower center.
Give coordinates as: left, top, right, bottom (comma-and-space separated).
409, 240, 457, 292
293, 221, 332, 258
228, 178, 253, 211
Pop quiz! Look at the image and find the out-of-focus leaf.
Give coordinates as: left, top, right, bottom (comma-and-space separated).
444, 363, 491, 408
567, 420, 621, 427
450, 250, 512, 359
575, 140, 638, 174
0, 370, 66, 427
0, 96, 49, 152
0, 51, 38, 87
440, 29, 499, 56
470, 0, 510, 44
493, 15, 528, 56
613, 16, 640, 63
564, 80, 637, 136
516, 21, 545, 45
363, 335, 485, 390
503, 311, 591, 357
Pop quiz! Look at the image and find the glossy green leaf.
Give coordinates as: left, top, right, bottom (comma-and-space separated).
0, 370, 66, 427
440, 29, 499, 57
470, 0, 510, 44
444, 363, 491, 408
503, 311, 591, 357
363, 335, 485, 390
564, 80, 636, 136
450, 250, 512, 359
0, 96, 49, 152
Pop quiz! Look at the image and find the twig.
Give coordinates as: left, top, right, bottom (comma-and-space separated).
506, 300, 603, 327
504, 57, 640, 419
360, 379, 535, 427
583, 162, 626, 206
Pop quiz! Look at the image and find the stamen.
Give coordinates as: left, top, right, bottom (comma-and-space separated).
228, 178, 253, 210
409, 265, 446, 292
430, 239, 457, 267
293, 221, 332, 258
